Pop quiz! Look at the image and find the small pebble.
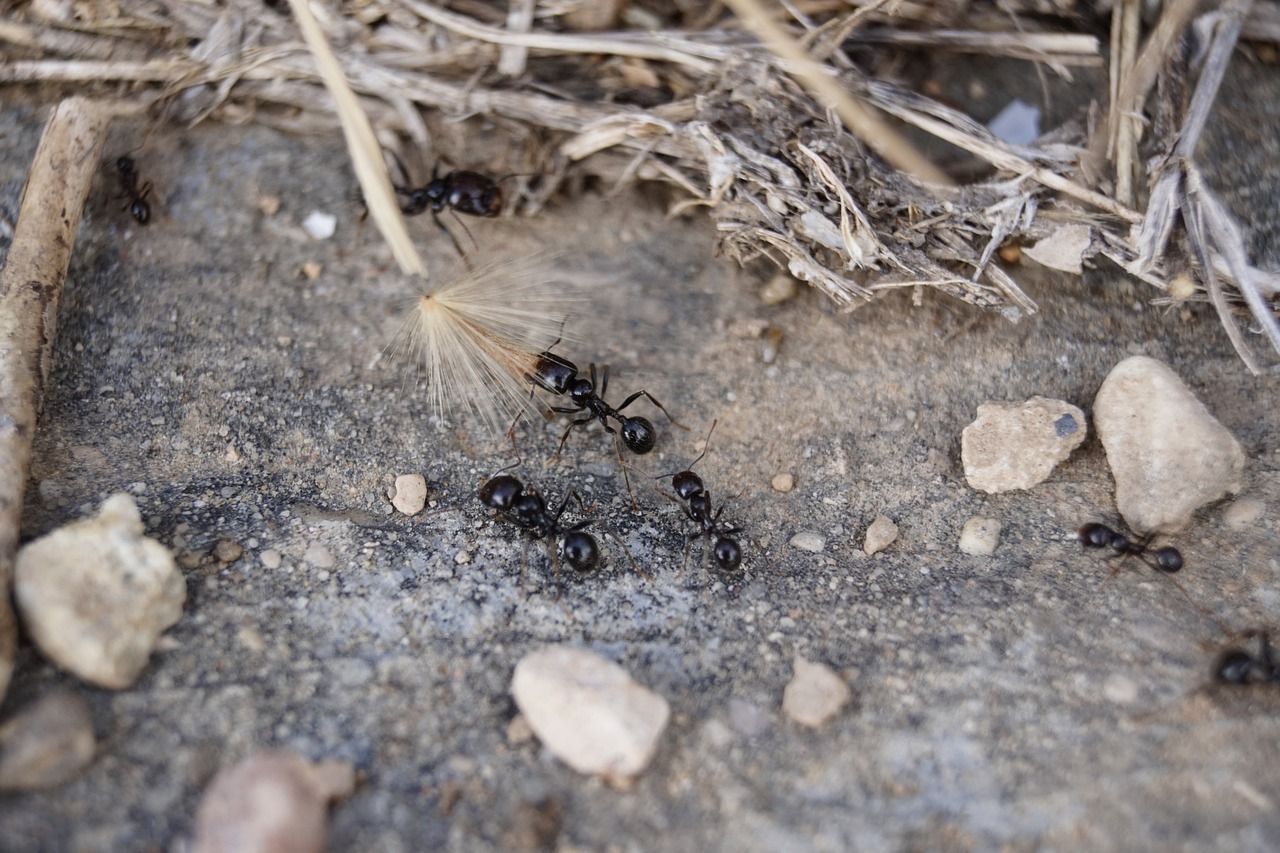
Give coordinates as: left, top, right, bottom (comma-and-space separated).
789, 531, 826, 553
213, 539, 244, 563
782, 656, 851, 728
863, 515, 898, 556
759, 273, 799, 305
454, 551, 471, 565
260, 549, 283, 569
192, 750, 354, 853
958, 517, 1002, 556
1102, 673, 1139, 705
301, 211, 336, 240
727, 699, 771, 738
961, 396, 1086, 493
0, 690, 95, 791
390, 474, 428, 516
1222, 497, 1264, 531
300, 261, 323, 281
506, 714, 534, 745
14, 494, 185, 689
303, 543, 335, 569
1094, 356, 1245, 533
257, 194, 281, 216
771, 472, 795, 493
511, 645, 670, 784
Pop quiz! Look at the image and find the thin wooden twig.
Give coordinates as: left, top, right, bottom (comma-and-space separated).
0, 98, 114, 703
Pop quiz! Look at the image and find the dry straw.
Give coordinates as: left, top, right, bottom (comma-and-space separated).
1, 0, 1277, 372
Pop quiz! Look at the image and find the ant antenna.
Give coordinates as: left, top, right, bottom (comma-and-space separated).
655, 419, 717, 480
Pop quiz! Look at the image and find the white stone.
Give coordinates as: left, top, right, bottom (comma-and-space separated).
192, 751, 354, 853
1222, 497, 1265, 531
1024, 223, 1091, 274
961, 397, 1087, 493
782, 657, 850, 728
511, 646, 669, 783
303, 542, 335, 568
301, 211, 336, 240
390, 474, 427, 516
789, 532, 826, 553
959, 517, 1002, 556
863, 515, 898, 555
1094, 356, 1245, 533
14, 494, 184, 689
260, 549, 283, 569
771, 472, 795, 493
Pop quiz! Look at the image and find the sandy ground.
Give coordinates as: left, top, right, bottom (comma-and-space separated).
1, 55, 1279, 852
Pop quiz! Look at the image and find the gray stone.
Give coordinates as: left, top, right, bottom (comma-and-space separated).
192, 751, 354, 853
511, 646, 670, 784
789, 532, 826, 553
961, 396, 1087, 493
959, 517, 1002, 556
782, 657, 850, 728
1094, 356, 1245, 533
0, 690, 95, 791
863, 515, 899, 555
14, 494, 185, 689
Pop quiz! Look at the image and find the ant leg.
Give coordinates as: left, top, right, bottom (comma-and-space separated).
448, 209, 480, 252
519, 540, 529, 598
598, 364, 609, 399
554, 415, 594, 461
138, 181, 151, 202
615, 389, 689, 430
613, 434, 639, 511
552, 490, 583, 525
430, 210, 470, 262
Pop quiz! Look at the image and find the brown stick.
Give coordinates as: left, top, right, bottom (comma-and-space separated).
0, 97, 112, 703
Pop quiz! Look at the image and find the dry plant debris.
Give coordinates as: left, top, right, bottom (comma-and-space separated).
0, 1, 1277, 368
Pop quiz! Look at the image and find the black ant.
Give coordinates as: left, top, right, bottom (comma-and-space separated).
525, 338, 682, 458
1215, 630, 1280, 685
115, 156, 151, 224
385, 151, 503, 259
656, 420, 743, 573
478, 471, 599, 588
1078, 522, 1183, 573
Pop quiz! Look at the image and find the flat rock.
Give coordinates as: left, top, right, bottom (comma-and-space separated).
511, 646, 670, 783
193, 750, 355, 853
0, 690, 95, 791
14, 494, 185, 689
863, 515, 898, 555
390, 473, 427, 516
789, 531, 826, 553
959, 517, 1002, 556
1094, 356, 1245, 533
782, 657, 850, 728
961, 396, 1086, 493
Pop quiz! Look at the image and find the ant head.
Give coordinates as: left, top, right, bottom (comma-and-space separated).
671, 470, 703, 501
1215, 649, 1255, 684
513, 492, 545, 522
423, 178, 448, 209
130, 199, 151, 225
569, 377, 594, 403
621, 417, 656, 454
712, 536, 742, 571
529, 352, 578, 395
561, 531, 599, 572
1152, 546, 1183, 573
479, 474, 523, 510
1078, 523, 1111, 549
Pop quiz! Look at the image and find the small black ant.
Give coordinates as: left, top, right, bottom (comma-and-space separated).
1215, 630, 1280, 685
385, 151, 503, 259
656, 420, 743, 573
1078, 522, 1184, 573
115, 156, 151, 224
478, 472, 599, 579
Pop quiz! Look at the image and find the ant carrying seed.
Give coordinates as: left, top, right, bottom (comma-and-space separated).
1215, 630, 1280, 685
656, 420, 743, 573
1078, 522, 1184, 573
115, 156, 151, 224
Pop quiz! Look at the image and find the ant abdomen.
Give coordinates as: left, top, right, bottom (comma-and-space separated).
1078, 523, 1111, 548
713, 536, 742, 571
1152, 546, 1183, 573
1216, 650, 1256, 684
621, 416, 656, 454
562, 530, 599, 572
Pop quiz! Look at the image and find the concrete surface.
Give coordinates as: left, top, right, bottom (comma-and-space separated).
0, 54, 1279, 851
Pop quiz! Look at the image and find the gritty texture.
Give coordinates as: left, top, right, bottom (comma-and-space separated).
0, 71, 1279, 850
13, 493, 185, 689
1094, 356, 1246, 533
511, 645, 670, 783
961, 396, 1087, 493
